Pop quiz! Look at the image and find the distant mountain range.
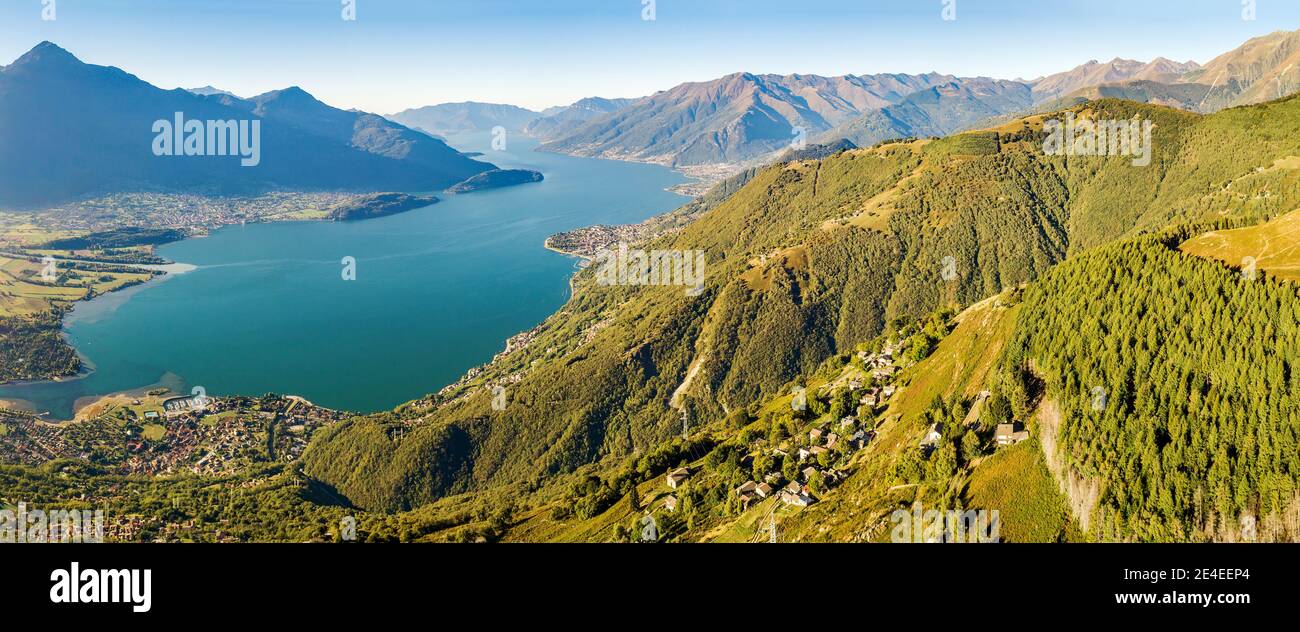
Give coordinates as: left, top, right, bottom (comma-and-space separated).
1027, 57, 1203, 101
1036, 31, 1300, 112
535, 71, 957, 167
386, 97, 638, 141
520, 30, 1300, 169
0, 42, 498, 209
7, 29, 1300, 210
818, 78, 1033, 148
523, 97, 636, 141
386, 102, 541, 136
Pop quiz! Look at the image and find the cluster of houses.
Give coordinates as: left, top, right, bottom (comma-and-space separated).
657, 412, 884, 515
739, 473, 817, 509
858, 340, 906, 384
647, 341, 919, 521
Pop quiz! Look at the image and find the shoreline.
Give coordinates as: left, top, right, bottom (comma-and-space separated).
4, 147, 690, 420
542, 242, 593, 261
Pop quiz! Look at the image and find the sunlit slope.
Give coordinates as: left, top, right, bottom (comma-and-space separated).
1001, 231, 1300, 541
303, 96, 1300, 514
1181, 206, 1300, 282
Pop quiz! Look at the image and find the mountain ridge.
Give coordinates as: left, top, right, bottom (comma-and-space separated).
0, 42, 497, 209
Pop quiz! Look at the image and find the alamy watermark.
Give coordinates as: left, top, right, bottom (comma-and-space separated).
1091, 386, 1108, 412
41, 255, 58, 282
891, 503, 1000, 543
491, 385, 508, 411
940, 255, 958, 282
791, 385, 807, 412
1, 502, 105, 543
791, 126, 808, 151
49, 562, 150, 613
1043, 112, 1152, 167
640, 514, 658, 541
1241, 256, 1258, 281
152, 113, 261, 167
593, 242, 705, 296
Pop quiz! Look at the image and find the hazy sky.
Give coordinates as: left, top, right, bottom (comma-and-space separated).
2, 0, 1297, 113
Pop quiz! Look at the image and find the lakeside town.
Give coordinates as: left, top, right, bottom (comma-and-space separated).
0, 191, 380, 250
0, 392, 348, 476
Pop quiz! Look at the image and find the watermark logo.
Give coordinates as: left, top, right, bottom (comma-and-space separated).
0, 502, 104, 543
1091, 386, 1108, 412
342, 0, 356, 21
791, 385, 807, 412
341, 516, 357, 541
1242, 0, 1256, 21
491, 125, 508, 151
42, 0, 56, 21
639, 514, 658, 542
190, 386, 210, 413
890, 503, 1000, 543
1043, 112, 1152, 167
1239, 514, 1257, 542
791, 126, 808, 151
940, 255, 958, 282
152, 113, 261, 167
1241, 256, 1258, 281
593, 243, 706, 297
41, 255, 57, 283
641, 0, 656, 21
49, 562, 150, 613
491, 385, 508, 411
341, 256, 357, 281
942, 0, 957, 21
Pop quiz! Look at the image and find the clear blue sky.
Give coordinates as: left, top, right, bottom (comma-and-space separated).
2, 0, 1297, 113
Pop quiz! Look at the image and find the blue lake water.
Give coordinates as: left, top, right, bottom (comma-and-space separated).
0, 134, 688, 418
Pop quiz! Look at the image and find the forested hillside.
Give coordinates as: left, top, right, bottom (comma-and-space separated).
1002, 230, 1300, 541
301, 94, 1300, 520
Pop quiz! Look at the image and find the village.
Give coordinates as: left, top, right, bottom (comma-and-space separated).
0, 393, 348, 477
636, 316, 1034, 542
650, 338, 917, 521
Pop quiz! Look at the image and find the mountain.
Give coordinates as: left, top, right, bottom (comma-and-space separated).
8, 94, 1300, 543
1039, 30, 1300, 113
523, 97, 637, 141
187, 85, 235, 97
1038, 80, 1213, 113
386, 102, 540, 136
1179, 29, 1300, 109
294, 94, 1300, 543
818, 78, 1034, 147
535, 72, 960, 167
0, 42, 496, 209
1029, 57, 1200, 101
530, 31, 1300, 172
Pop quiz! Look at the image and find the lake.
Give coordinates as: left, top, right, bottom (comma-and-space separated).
0, 133, 689, 418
